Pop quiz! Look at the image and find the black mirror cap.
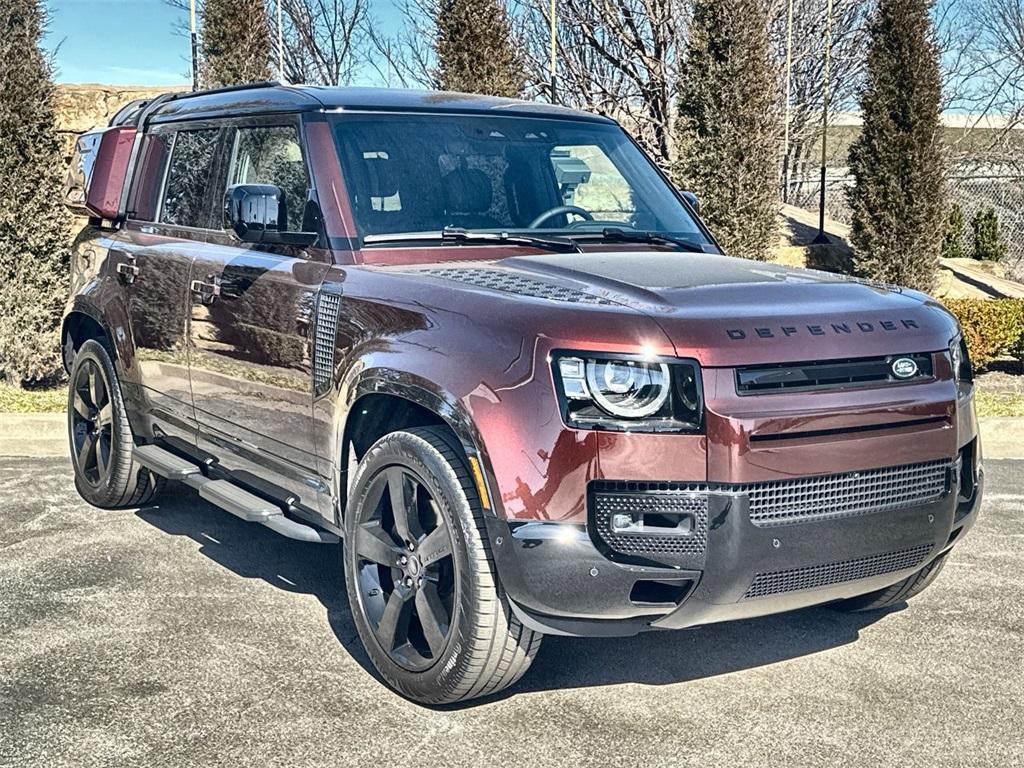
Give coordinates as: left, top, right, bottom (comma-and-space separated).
224, 184, 318, 247
681, 190, 699, 214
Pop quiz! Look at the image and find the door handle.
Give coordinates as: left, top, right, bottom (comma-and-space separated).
116, 256, 139, 284
190, 275, 221, 304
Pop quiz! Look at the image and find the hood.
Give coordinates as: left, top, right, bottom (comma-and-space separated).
404, 250, 959, 367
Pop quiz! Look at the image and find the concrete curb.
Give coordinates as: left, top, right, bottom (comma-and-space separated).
0, 413, 67, 458
1, 411, 1022, 460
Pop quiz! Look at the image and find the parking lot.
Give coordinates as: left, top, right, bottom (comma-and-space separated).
1, 456, 1022, 768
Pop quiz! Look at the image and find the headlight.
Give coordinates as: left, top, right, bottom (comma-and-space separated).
950, 333, 973, 385
553, 353, 703, 431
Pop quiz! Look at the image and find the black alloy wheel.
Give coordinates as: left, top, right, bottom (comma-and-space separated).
66, 338, 163, 509
70, 357, 114, 487
353, 464, 457, 671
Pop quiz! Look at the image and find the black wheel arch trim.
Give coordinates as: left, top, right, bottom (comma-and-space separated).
336, 367, 501, 521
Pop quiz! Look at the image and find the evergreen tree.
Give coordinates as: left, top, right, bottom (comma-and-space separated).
673, 0, 780, 261
847, 0, 944, 291
435, 0, 524, 97
941, 203, 967, 259
201, 0, 272, 88
971, 207, 1008, 262
0, 0, 70, 386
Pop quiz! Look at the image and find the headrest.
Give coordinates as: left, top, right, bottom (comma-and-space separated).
364, 157, 399, 199
443, 168, 492, 214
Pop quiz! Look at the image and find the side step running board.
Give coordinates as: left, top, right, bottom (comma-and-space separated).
134, 444, 339, 544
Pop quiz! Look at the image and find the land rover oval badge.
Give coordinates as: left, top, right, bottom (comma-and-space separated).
891, 357, 919, 379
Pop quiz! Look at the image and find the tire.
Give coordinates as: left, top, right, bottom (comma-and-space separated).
68, 338, 164, 509
835, 551, 950, 612
343, 426, 541, 705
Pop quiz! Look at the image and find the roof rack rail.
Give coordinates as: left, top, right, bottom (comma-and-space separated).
166, 80, 282, 101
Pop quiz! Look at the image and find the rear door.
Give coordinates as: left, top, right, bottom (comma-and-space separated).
187, 116, 331, 512
114, 123, 223, 441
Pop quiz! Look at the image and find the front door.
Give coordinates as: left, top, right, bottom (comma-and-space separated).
187, 120, 329, 511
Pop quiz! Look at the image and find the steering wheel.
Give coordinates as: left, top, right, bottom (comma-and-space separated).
528, 205, 594, 229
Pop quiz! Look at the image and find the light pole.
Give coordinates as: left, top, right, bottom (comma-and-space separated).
189, 0, 199, 91
782, 0, 794, 202
549, 0, 557, 103
277, 0, 285, 83
813, 0, 834, 245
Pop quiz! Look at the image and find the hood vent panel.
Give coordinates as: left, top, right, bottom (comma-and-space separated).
419, 267, 616, 305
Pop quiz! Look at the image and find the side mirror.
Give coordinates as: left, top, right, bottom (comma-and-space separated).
681, 190, 700, 214
224, 184, 318, 247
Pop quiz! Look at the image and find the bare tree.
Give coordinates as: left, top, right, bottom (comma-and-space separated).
940, 0, 1024, 167
514, 0, 687, 166
273, 0, 371, 85
771, 0, 871, 199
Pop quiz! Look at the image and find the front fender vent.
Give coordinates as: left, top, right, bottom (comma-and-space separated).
419, 268, 617, 305
313, 291, 342, 396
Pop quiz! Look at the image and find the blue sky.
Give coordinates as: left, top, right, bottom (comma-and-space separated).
45, 0, 404, 86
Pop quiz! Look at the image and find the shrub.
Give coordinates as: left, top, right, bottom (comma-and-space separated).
673, 0, 780, 261
941, 203, 967, 260
847, 0, 945, 292
971, 207, 1008, 262
942, 298, 1024, 368
0, 0, 71, 386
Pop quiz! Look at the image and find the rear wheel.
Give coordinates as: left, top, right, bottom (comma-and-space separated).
836, 551, 950, 612
343, 426, 541, 704
68, 339, 164, 509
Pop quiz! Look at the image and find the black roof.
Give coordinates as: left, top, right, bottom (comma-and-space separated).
121, 82, 615, 127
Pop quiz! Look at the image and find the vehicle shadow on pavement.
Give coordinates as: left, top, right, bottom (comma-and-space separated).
135, 484, 900, 704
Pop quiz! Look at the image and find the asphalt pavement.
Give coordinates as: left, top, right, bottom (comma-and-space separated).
1, 456, 1022, 768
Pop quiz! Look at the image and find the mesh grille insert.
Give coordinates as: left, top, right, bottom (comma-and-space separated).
741, 460, 950, 527
419, 268, 616, 305
744, 544, 933, 599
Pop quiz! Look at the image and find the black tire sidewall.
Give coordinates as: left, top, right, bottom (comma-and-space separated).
343, 430, 486, 704
67, 339, 133, 508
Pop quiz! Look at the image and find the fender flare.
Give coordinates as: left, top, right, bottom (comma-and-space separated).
61, 293, 132, 372
339, 367, 500, 516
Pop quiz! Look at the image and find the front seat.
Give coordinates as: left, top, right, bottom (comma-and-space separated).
442, 168, 501, 230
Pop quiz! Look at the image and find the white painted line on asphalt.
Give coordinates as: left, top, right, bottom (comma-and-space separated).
983, 494, 1024, 502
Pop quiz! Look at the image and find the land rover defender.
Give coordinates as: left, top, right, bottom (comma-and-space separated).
62, 83, 983, 704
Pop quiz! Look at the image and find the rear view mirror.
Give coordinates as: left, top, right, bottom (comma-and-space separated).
681, 191, 700, 214
224, 184, 318, 247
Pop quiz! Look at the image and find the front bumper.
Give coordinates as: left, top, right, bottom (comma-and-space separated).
488, 450, 983, 637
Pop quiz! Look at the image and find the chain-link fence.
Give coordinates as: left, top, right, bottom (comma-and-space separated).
784, 172, 1024, 280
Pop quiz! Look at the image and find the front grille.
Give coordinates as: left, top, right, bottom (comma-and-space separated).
743, 544, 933, 599
735, 353, 934, 395
313, 291, 341, 396
742, 460, 950, 527
591, 481, 708, 561
419, 268, 616, 305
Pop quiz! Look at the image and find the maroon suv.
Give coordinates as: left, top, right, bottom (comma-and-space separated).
62, 83, 983, 704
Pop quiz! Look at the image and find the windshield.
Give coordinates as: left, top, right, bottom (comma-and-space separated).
329, 113, 709, 245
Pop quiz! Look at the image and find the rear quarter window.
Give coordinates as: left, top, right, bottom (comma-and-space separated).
160, 128, 221, 228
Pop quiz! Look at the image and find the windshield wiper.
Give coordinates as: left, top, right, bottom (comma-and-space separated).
571, 227, 709, 253
363, 227, 581, 253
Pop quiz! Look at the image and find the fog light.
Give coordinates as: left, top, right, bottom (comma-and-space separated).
612, 513, 638, 533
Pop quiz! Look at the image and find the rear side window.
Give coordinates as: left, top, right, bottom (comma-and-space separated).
160, 128, 220, 228
228, 125, 309, 232
127, 133, 171, 221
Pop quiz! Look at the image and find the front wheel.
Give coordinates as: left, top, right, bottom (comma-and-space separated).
68, 338, 163, 509
343, 426, 541, 704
